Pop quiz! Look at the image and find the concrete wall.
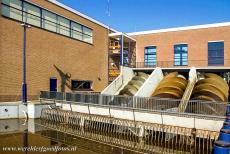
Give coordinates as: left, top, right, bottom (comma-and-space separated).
101, 66, 134, 95
0, 0, 109, 101
135, 67, 163, 97
131, 26, 230, 67
62, 103, 224, 132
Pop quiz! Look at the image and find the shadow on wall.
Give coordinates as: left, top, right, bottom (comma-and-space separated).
53, 65, 71, 92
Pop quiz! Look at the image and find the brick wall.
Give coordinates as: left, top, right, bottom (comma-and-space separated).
131, 26, 230, 67
0, 0, 109, 101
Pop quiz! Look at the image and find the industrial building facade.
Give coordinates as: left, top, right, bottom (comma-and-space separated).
1, 0, 230, 102
0, 0, 113, 101
128, 23, 230, 68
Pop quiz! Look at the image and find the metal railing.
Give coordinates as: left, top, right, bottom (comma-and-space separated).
40, 91, 65, 101
134, 60, 230, 68
40, 91, 228, 117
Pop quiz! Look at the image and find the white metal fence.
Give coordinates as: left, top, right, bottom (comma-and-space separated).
40, 91, 228, 117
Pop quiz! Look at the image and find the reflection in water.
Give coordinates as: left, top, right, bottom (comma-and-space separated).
0, 119, 218, 154
23, 129, 28, 154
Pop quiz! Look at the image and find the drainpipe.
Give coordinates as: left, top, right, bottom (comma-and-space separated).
21, 23, 31, 105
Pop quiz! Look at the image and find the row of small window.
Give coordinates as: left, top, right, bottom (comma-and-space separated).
1, 0, 93, 44
144, 42, 224, 66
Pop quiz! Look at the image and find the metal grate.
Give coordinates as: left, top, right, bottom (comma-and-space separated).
40, 108, 219, 153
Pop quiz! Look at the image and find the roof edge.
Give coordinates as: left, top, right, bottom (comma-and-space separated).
109, 32, 136, 42
47, 0, 118, 32
127, 22, 230, 36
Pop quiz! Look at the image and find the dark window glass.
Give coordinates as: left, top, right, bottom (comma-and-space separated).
208, 42, 224, 66
123, 50, 129, 66
174, 44, 188, 66
144, 46, 156, 66
71, 80, 92, 90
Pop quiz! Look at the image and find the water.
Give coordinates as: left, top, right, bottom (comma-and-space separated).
0, 119, 141, 154
0, 119, 215, 154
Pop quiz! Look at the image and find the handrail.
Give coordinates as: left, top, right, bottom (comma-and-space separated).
40, 91, 228, 117
133, 60, 230, 68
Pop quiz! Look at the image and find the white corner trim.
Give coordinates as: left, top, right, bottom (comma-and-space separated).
127, 22, 230, 36
109, 32, 136, 41
47, 0, 118, 32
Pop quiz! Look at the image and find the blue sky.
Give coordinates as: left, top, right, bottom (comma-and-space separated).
58, 0, 230, 33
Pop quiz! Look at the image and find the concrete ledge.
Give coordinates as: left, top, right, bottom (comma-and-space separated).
0, 101, 52, 119
61, 103, 224, 131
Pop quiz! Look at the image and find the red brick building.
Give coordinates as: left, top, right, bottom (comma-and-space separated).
1, 0, 230, 102
128, 23, 230, 68
0, 0, 117, 101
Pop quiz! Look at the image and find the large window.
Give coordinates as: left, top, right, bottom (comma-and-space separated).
144, 46, 156, 66
71, 80, 92, 90
174, 44, 188, 66
208, 41, 224, 66
1, 0, 93, 44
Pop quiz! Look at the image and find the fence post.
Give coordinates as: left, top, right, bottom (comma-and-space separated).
70, 102, 72, 112
88, 104, 90, 115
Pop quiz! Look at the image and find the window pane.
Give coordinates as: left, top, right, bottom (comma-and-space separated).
57, 16, 70, 36
42, 10, 57, 32
174, 44, 188, 66
23, 3, 40, 27
71, 80, 92, 90
208, 42, 224, 65
83, 34, 92, 43
2, 0, 22, 21
71, 22, 82, 40
148, 55, 156, 58
83, 27, 92, 36
144, 46, 157, 66
182, 46, 188, 51
83, 27, 92, 43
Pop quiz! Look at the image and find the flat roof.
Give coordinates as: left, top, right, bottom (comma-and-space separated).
48, 0, 118, 32
109, 32, 136, 42
128, 22, 230, 36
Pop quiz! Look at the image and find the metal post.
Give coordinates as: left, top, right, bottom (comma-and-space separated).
21, 23, 31, 105
128, 40, 131, 67
120, 34, 123, 66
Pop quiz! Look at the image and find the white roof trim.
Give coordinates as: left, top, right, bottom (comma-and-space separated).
127, 22, 230, 36
109, 32, 136, 41
208, 40, 224, 43
174, 43, 188, 45
47, 0, 118, 32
